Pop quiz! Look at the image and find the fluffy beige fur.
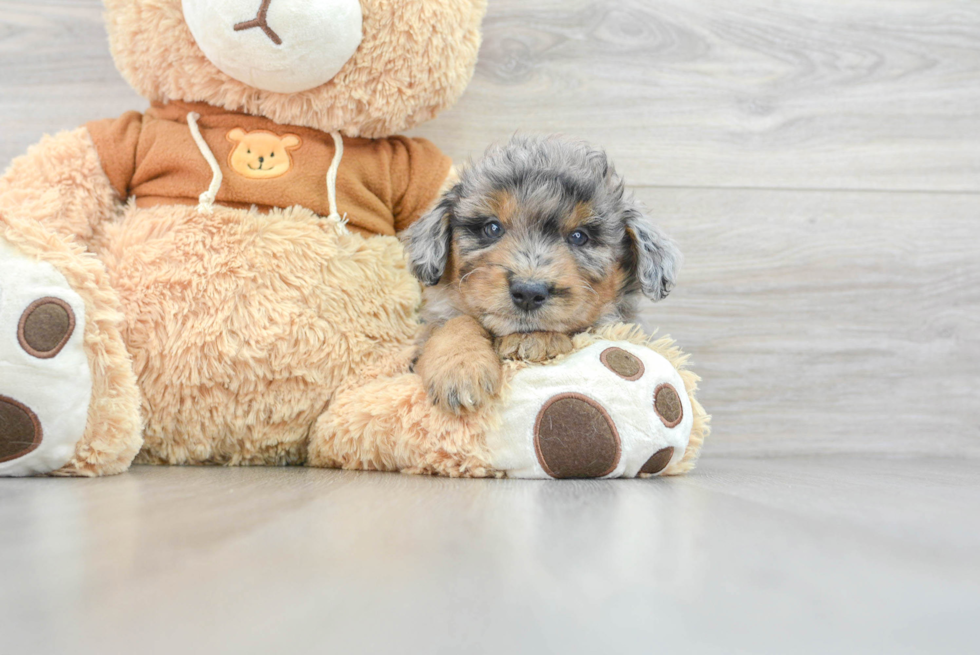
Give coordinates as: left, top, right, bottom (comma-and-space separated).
105, 0, 487, 138
97, 203, 422, 466
0, 128, 119, 244
308, 369, 499, 477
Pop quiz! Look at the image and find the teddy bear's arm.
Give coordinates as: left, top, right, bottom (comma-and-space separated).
0, 121, 137, 248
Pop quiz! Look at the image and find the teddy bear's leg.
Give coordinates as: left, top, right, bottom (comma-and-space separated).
486, 335, 709, 479
309, 330, 709, 479
0, 131, 143, 477
0, 218, 143, 477
308, 369, 499, 478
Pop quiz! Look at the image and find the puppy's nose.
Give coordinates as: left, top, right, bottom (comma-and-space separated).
259, 156, 265, 163
510, 281, 550, 312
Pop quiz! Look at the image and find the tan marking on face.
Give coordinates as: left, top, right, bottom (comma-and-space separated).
456, 248, 512, 320
486, 190, 519, 227
448, 235, 625, 335
435, 197, 627, 336
586, 265, 626, 323
566, 202, 595, 229
226, 128, 302, 180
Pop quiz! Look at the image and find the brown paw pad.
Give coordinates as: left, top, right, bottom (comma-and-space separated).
18, 297, 76, 359
654, 383, 683, 428
600, 347, 645, 381
534, 393, 621, 479
0, 396, 42, 463
640, 447, 675, 476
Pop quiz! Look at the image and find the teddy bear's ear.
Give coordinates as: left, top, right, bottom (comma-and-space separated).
623, 201, 682, 302
227, 128, 247, 143
402, 191, 457, 286
282, 134, 302, 150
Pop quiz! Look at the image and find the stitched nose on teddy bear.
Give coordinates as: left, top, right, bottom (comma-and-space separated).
234, 0, 282, 46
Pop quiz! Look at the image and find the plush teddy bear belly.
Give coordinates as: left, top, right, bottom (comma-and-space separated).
95, 202, 422, 465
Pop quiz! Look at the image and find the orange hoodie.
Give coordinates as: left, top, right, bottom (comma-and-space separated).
87, 101, 452, 237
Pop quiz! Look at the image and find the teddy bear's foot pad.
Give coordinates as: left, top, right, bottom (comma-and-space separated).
487, 341, 692, 479
534, 393, 621, 478
0, 396, 42, 462
640, 447, 675, 475
0, 238, 92, 476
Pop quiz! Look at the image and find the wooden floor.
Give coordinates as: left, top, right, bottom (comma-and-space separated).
1, 0, 979, 651
2, 459, 979, 654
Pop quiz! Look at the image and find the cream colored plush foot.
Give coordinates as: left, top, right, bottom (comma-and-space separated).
486, 340, 694, 479
0, 238, 93, 476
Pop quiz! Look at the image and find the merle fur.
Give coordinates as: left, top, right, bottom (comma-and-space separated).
402, 134, 682, 332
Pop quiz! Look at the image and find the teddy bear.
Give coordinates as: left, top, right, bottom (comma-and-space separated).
0, 0, 708, 479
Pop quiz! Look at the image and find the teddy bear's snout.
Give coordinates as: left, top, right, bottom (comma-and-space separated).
182, 0, 364, 94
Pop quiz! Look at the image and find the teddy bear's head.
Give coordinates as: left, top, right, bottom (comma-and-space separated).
105, 0, 487, 138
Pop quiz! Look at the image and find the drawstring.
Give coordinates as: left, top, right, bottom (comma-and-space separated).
326, 131, 346, 225
187, 114, 346, 225
187, 112, 223, 215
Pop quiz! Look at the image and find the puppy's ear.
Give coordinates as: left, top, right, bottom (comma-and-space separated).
624, 202, 682, 301
402, 192, 455, 286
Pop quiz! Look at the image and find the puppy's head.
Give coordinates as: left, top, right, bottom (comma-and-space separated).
404, 135, 681, 336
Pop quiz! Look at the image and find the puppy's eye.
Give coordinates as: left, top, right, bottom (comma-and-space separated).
247, 149, 252, 154
270, 152, 275, 158
483, 221, 505, 239
568, 230, 590, 247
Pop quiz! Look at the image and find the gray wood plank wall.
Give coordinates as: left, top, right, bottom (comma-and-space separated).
1, 0, 978, 458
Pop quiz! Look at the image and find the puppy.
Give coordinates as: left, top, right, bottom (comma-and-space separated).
402, 135, 681, 414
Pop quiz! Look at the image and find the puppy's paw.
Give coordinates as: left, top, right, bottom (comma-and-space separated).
416, 322, 503, 415
495, 332, 574, 362
422, 355, 502, 414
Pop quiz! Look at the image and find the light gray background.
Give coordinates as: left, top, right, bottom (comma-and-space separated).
1, 1, 978, 653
